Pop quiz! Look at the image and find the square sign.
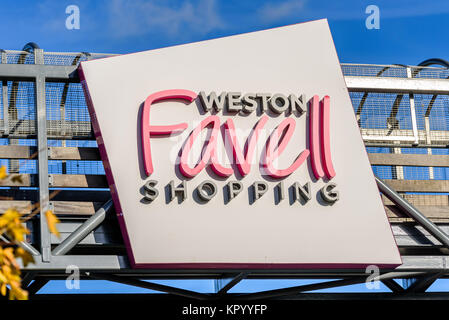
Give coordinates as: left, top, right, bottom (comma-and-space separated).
79, 19, 401, 269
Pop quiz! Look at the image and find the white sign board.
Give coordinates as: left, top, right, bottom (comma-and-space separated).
79, 19, 401, 269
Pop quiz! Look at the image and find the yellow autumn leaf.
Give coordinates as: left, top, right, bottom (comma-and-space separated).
45, 210, 60, 237
2, 247, 19, 269
0, 166, 7, 180
11, 224, 29, 243
0, 261, 27, 300
0, 204, 32, 300
0, 208, 20, 229
0, 270, 7, 283
9, 285, 28, 300
2, 265, 13, 278
0, 208, 29, 242
15, 247, 34, 267
0, 168, 34, 300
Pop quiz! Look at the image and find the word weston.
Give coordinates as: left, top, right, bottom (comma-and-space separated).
141, 89, 336, 180
198, 91, 306, 114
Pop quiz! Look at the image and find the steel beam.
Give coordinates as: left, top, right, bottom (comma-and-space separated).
345, 76, 449, 95
397, 256, 449, 272
0, 50, 8, 136
89, 273, 210, 300
52, 199, 113, 255
34, 48, 52, 263
18, 255, 449, 272
0, 64, 78, 82
406, 67, 419, 145
20, 255, 126, 270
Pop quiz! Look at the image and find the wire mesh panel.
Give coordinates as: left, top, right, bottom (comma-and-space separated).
412, 67, 449, 80
6, 52, 35, 65
7, 139, 36, 174
371, 165, 396, 179
66, 160, 105, 175
44, 54, 88, 66
366, 147, 395, 179
401, 148, 430, 180
45, 82, 92, 138
43, 52, 116, 66
341, 63, 449, 80
7, 81, 36, 136
47, 159, 104, 175
350, 92, 414, 140
341, 64, 408, 78
431, 148, 449, 180
0, 50, 118, 139
414, 94, 449, 145
65, 140, 98, 148
47, 139, 104, 175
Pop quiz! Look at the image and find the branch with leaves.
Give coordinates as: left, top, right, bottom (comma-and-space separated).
0, 166, 60, 300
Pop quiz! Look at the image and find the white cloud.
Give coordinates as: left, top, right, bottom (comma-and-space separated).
108, 0, 225, 38
257, 0, 307, 23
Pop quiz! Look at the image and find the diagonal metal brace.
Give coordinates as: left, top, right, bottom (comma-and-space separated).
52, 199, 113, 256
215, 272, 248, 294
381, 279, 405, 293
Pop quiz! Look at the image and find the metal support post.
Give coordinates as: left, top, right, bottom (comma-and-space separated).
392, 142, 404, 180
0, 50, 8, 136
407, 67, 419, 145
34, 48, 51, 262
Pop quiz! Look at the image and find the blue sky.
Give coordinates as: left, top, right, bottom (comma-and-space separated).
1, 0, 449, 64
2, 0, 449, 295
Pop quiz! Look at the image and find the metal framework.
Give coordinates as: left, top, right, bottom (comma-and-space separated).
1, 45, 449, 300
